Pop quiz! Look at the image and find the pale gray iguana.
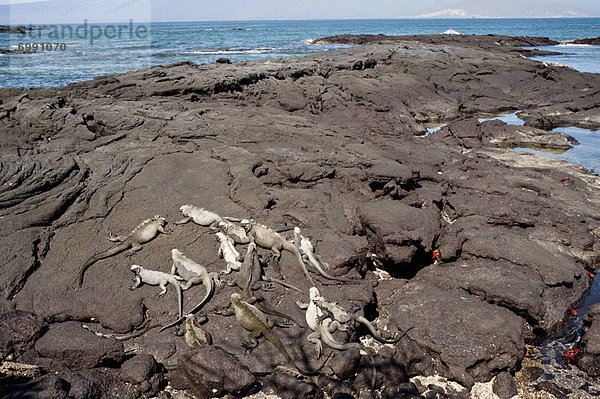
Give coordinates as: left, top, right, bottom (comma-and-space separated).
158, 249, 222, 333
175, 205, 224, 227
215, 231, 242, 274
311, 295, 411, 344
130, 264, 183, 319
78, 215, 170, 287
298, 287, 376, 389
293, 227, 357, 284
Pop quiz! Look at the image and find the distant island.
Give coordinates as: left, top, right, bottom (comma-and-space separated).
410, 0, 592, 18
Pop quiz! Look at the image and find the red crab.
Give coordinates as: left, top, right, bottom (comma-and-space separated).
568, 307, 579, 317
563, 348, 582, 363
588, 271, 595, 280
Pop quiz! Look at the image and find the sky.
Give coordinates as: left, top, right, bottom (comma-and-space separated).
1, 0, 599, 24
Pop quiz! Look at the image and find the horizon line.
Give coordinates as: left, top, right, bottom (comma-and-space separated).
5, 15, 600, 25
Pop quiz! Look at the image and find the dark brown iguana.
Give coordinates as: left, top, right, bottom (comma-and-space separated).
77, 215, 170, 287
228, 293, 321, 377
225, 237, 302, 325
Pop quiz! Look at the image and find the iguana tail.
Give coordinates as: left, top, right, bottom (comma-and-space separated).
158, 277, 214, 333
285, 243, 316, 286
356, 315, 409, 344
77, 240, 132, 287
171, 280, 183, 320
307, 255, 357, 284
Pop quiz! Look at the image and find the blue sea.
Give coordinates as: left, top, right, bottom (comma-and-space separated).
2, 18, 600, 89
1, 18, 600, 171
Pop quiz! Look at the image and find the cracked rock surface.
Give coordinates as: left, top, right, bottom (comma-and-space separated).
1, 34, 600, 398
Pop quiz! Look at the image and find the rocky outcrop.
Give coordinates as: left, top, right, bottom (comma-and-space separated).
571, 37, 600, 45
576, 304, 600, 377
1, 34, 600, 398
0, 25, 35, 34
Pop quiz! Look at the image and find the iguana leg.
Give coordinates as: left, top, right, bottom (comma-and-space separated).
214, 305, 235, 316
174, 217, 191, 225
273, 319, 293, 329
181, 276, 203, 291
349, 303, 362, 313
158, 225, 172, 234
107, 233, 127, 242
196, 311, 208, 323
157, 282, 168, 297
307, 332, 323, 358
315, 254, 330, 269
328, 320, 345, 333
296, 300, 309, 310
242, 330, 261, 354
209, 273, 223, 289
316, 313, 329, 325
253, 281, 275, 292
271, 247, 281, 261
130, 276, 142, 291
124, 245, 143, 257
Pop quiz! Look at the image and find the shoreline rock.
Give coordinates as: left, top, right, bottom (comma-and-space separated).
571, 37, 600, 45
1, 33, 599, 398
0, 25, 36, 35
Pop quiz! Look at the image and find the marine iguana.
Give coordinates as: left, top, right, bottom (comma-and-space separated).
311, 296, 410, 344
81, 319, 159, 341
184, 313, 212, 349
241, 220, 316, 286
77, 216, 170, 287
299, 287, 376, 389
228, 292, 321, 377
130, 264, 184, 319
215, 231, 242, 274
175, 205, 224, 227
293, 227, 357, 284
158, 249, 221, 333
217, 220, 251, 244
222, 238, 302, 325
228, 238, 302, 296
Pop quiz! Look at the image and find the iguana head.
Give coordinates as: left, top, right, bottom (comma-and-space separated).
171, 248, 181, 257
231, 292, 242, 303
152, 215, 166, 225
215, 232, 226, 240
131, 264, 141, 272
240, 219, 253, 232
309, 286, 320, 299
180, 205, 193, 216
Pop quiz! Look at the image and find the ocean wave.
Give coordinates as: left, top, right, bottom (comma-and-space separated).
443, 29, 461, 35
558, 43, 592, 47
187, 47, 276, 55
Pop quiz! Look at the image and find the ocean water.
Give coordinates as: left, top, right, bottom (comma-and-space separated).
1, 18, 600, 89
1, 18, 599, 172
